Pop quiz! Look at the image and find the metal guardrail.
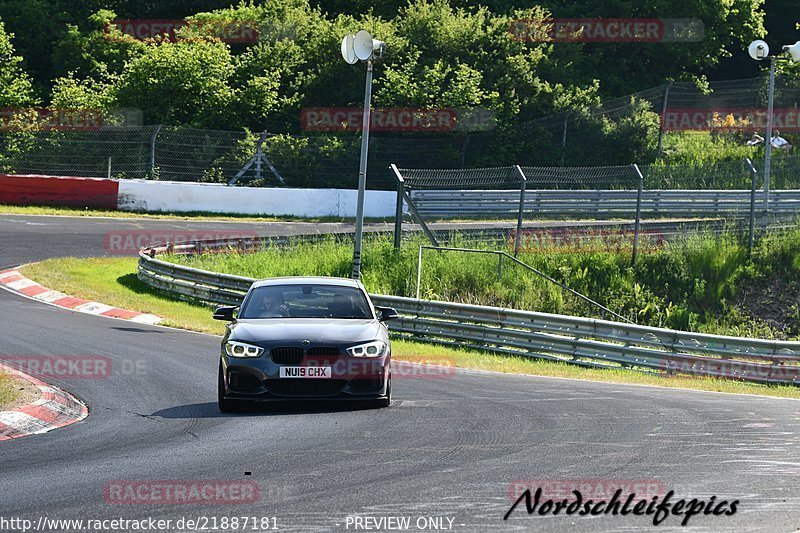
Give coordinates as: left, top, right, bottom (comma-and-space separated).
410, 189, 800, 219
138, 241, 800, 385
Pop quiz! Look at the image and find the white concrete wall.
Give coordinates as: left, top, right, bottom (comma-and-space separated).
117, 180, 398, 217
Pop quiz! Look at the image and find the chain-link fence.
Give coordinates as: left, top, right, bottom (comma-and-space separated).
0, 126, 465, 189
3, 76, 800, 189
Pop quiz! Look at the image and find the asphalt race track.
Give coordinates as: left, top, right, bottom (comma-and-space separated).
1, 214, 800, 532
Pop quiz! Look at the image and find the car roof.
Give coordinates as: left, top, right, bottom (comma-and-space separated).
250, 276, 363, 289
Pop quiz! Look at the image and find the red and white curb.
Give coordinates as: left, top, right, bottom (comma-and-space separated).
0, 363, 88, 441
0, 269, 161, 325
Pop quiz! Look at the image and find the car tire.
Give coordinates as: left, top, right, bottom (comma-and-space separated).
218, 362, 241, 413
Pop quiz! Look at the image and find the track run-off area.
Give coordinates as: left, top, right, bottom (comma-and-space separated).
0, 214, 799, 532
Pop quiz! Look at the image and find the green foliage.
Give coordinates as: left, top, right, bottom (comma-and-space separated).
52, 10, 146, 83
0, 0, 776, 172
0, 21, 38, 172
523, 0, 766, 95
112, 39, 235, 127
0, 20, 37, 107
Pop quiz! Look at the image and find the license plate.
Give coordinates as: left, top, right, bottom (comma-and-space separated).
279, 366, 332, 379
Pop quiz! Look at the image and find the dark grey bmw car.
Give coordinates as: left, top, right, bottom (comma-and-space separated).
214, 276, 399, 412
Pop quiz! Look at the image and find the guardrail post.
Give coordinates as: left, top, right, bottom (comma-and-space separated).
745, 157, 758, 255
631, 164, 644, 266
498, 252, 503, 279
391, 164, 404, 250
514, 165, 527, 257
415, 246, 423, 300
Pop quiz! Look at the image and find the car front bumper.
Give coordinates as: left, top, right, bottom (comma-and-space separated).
221, 354, 391, 401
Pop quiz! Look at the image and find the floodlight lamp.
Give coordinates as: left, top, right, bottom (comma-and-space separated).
783, 41, 800, 62
748, 40, 769, 60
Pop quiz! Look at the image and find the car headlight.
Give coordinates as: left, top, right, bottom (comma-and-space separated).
225, 340, 264, 358
347, 340, 388, 358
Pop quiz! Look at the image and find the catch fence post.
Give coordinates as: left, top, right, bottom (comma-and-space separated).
631, 164, 644, 266
391, 164, 404, 250
514, 165, 527, 257
150, 124, 162, 177
745, 157, 759, 255
655, 82, 672, 159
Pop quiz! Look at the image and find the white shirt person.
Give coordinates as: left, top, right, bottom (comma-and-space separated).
771, 130, 792, 152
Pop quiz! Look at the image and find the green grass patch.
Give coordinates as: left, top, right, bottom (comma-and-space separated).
0, 371, 21, 410
660, 131, 758, 167
17, 256, 800, 399
0, 204, 391, 223
21, 258, 220, 333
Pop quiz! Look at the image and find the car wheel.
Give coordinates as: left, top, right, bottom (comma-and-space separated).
218, 362, 241, 413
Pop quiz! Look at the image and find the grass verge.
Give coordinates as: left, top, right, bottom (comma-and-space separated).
0, 204, 391, 223
0, 371, 22, 410
17, 257, 800, 399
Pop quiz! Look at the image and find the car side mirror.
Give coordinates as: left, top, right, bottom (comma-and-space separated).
213, 306, 237, 321
375, 306, 400, 321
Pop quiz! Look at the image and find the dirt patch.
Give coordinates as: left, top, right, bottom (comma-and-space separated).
0, 370, 40, 411
737, 275, 800, 339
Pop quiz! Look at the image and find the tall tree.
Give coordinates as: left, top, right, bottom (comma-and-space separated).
0, 19, 38, 106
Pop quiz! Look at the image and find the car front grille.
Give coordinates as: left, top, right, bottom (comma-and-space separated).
271, 346, 341, 364
270, 347, 304, 364
306, 347, 341, 358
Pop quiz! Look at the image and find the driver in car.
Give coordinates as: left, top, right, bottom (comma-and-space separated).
260, 293, 290, 317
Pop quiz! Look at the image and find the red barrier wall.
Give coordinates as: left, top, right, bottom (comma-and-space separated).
0, 174, 119, 209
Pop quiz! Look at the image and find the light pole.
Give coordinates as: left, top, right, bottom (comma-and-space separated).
341, 30, 385, 280
748, 40, 800, 218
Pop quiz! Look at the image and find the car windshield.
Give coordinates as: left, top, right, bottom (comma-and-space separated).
239, 284, 373, 319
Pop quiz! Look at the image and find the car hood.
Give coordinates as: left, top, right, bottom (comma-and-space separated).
230, 318, 383, 344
